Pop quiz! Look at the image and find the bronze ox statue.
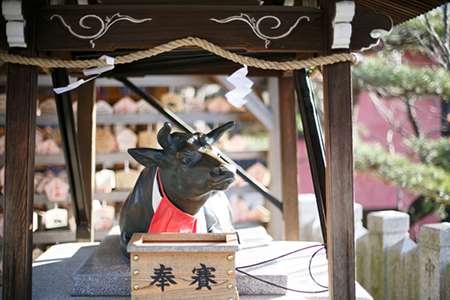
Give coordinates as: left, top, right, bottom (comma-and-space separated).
119, 121, 237, 257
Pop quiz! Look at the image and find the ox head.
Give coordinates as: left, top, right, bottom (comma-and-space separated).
128, 121, 237, 215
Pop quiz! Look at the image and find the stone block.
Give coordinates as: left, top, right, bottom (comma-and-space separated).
355, 203, 368, 240
447, 264, 450, 300
367, 210, 410, 234
367, 210, 409, 300
356, 231, 369, 290
420, 222, 450, 249
386, 237, 417, 300
71, 235, 130, 296
404, 246, 420, 300
419, 223, 450, 300
355, 203, 363, 226
237, 273, 287, 295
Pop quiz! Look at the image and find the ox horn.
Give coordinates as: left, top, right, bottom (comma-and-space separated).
157, 122, 175, 151
205, 121, 235, 145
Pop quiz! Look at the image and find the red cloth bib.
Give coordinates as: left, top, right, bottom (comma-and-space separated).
148, 171, 197, 233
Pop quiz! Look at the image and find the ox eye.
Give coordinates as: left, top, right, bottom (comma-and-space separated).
212, 146, 221, 157
180, 157, 190, 165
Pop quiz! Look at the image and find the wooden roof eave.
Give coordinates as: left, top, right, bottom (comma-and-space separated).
28, 4, 391, 54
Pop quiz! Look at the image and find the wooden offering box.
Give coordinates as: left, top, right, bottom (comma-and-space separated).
127, 233, 239, 300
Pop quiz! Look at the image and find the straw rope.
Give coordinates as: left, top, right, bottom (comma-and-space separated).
0, 37, 358, 71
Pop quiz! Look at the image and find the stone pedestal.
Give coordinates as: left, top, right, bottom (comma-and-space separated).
386, 237, 417, 300
404, 246, 420, 300
367, 210, 409, 300
447, 264, 450, 300
13, 228, 372, 300
356, 231, 369, 289
419, 222, 450, 300
355, 203, 369, 290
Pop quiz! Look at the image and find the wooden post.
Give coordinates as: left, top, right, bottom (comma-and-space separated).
2, 0, 38, 298
77, 80, 96, 242
278, 73, 299, 241
267, 77, 283, 240
323, 0, 356, 298
3, 59, 38, 300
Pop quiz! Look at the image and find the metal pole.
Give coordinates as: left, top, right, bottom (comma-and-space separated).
294, 69, 327, 248
52, 68, 91, 240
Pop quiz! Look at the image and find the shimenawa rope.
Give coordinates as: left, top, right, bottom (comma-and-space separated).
0, 37, 358, 72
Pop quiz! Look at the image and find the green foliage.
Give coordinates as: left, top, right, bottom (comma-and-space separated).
352, 5, 450, 222
386, 9, 445, 49
354, 137, 450, 204
352, 55, 450, 99
403, 136, 450, 169
385, 6, 450, 71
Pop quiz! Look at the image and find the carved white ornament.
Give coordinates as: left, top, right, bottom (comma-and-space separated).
2, 1, 26, 48
332, 1, 355, 49
210, 13, 310, 49
50, 13, 152, 48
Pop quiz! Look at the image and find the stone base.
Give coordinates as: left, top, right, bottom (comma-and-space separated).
71, 234, 288, 296
18, 231, 373, 300
71, 235, 130, 296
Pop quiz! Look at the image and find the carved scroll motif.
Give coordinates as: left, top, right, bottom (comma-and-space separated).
210, 13, 310, 49
351, 7, 393, 51
50, 13, 152, 48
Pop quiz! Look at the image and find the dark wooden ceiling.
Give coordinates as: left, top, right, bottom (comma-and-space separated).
92, 0, 448, 26
0, 0, 447, 77
354, 0, 448, 25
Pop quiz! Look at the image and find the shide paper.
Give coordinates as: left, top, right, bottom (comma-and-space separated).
225, 65, 254, 108
53, 55, 115, 94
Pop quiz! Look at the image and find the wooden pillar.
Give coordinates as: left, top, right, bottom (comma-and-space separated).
278, 73, 299, 241
267, 77, 283, 240
323, 61, 355, 299
77, 80, 96, 242
323, 0, 356, 298
2, 0, 38, 298
3, 59, 37, 300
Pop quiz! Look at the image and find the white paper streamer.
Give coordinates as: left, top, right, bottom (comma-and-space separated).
225, 65, 253, 108
53, 55, 115, 94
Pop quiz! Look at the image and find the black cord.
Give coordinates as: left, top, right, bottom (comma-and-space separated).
235, 244, 328, 294
236, 244, 322, 269
308, 246, 328, 289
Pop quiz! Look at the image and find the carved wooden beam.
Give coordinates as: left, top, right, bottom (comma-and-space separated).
351, 6, 392, 51
36, 5, 323, 52
33, 4, 392, 53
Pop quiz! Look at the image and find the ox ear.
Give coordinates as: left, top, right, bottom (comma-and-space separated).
205, 121, 235, 145
128, 148, 165, 168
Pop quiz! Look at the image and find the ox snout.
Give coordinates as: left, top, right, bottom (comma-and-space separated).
208, 164, 237, 185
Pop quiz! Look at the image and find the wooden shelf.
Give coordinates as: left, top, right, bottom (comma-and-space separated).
0, 191, 131, 206
0, 229, 110, 246
0, 184, 261, 206
95, 112, 246, 125
0, 150, 266, 167
0, 112, 247, 127
32, 229, 109, 244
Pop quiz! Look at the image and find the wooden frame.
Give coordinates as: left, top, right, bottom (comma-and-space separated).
5, 0, 436, 299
